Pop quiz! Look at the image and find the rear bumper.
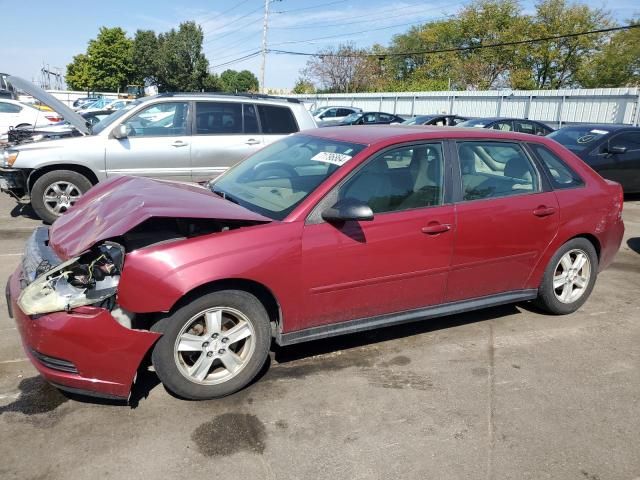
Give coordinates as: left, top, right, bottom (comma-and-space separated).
7, 266, 161, 400
599, 218, 625, 271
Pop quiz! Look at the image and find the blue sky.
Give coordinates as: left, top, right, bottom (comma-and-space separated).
0, 0, 637, 90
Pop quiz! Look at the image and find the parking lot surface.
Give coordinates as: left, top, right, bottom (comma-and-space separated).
0, 193, 638, 480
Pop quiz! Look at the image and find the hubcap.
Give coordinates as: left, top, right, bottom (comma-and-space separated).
43, 181, 82, 216
553, 249, 591, 304
173, 307, 255, 385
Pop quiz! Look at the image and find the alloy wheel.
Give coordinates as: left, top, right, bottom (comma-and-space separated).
552, 248, 592, 304
42, 181, 82, 216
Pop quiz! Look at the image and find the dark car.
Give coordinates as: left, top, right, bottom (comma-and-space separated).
403, 114, 469, 126
338, 111, 405, 125
72, 96, 101, 109
7, 126, 625, 401
457, 117, 554, 135
548, 124, 640, 193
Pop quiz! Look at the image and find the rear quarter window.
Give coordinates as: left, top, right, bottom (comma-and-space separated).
529, 143, 584, 189
258, 105, 298, 134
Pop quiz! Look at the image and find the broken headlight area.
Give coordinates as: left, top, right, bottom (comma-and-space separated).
18, 242, 124, 316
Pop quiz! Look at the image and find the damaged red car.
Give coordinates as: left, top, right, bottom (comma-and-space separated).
7, 126, 624, 401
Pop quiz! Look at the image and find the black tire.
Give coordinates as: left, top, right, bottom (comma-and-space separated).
535, 238, 598, 315
151, 290, 271, 400
31, 170, 93, 224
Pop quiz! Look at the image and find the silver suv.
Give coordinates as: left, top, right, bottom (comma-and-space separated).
0, 78, 316, 223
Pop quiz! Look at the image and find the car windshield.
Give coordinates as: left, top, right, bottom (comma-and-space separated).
457, 118, 488, 127
92, 100, 142, 135
342, 113, 362, 123
402, 116, 435, 125
547, 127, 610, 152
211, 134, 367, 220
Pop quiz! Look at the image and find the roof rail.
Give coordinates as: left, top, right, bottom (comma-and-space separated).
156, 91, 301, 103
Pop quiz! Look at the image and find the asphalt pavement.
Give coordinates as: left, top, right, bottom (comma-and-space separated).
0, 192, 638, 480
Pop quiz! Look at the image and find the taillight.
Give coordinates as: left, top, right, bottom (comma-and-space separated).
45, 115, 63, 122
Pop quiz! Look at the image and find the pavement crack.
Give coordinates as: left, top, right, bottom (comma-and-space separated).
486, 322, 496, 480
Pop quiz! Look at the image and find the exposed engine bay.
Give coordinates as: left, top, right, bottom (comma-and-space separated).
19, 241, 124, 316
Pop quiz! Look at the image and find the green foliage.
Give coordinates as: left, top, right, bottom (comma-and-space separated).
219, 70, 259, 92
292, 77, 316, 94
66, 27, 133, 92
131, 30, 159, 85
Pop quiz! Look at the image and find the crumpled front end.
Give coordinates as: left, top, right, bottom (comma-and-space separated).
7, 227, 160, 399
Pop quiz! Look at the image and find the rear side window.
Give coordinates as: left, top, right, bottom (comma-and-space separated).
258, 105, 298, 134
0, 102, 21, 113
529, 144, 584, 189
457, 141, 540, 201
337, 108, 353, 117
196, 102, 242, 134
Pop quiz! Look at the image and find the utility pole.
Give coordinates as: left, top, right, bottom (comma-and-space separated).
260, 0, 270, 94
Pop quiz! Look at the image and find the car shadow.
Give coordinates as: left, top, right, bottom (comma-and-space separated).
627, 237, 640, 255
10, 202, 40, 221
57, 303, 526, 407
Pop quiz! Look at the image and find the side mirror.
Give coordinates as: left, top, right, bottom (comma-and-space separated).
112, 124, 129, 139
321, 199, 374, 223
608, 145, 627, 154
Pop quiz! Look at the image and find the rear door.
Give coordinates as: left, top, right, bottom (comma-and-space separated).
0, 101, 22, 133
104, 101, 191, 181
446, 140, 559, 302
190, 102, 263, 182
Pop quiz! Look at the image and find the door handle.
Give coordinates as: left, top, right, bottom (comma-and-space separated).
246, 139, 261, 145
533, 205, 556, 217
421, 223, 451, 235
171, 140, 188, 147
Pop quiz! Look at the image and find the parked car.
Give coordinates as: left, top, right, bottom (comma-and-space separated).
0, 73, 16, 99
77, 97, 115, 111
6, 125, 624, 401
548, 124, 640, 193
73, 96, 101, 109
0, 99, 62, 140
313, 106, 362, 126
0, 75, 316, 223
402, 114, 469, 126
457, 117, 554, 135
337, 111, 405, 125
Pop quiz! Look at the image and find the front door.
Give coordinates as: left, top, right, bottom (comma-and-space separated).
300, 142, 455, 328
446, 140, 559, 302
105, 101, 191, 181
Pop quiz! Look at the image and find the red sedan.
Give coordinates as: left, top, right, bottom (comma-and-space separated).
7, 126, 624, 401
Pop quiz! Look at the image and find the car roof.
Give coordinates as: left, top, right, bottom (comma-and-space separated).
301, 124, 555, 146
155, 92, 301, 105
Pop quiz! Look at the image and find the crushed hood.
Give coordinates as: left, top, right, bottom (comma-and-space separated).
8, 76, 91, 135
49, 176, 272, 259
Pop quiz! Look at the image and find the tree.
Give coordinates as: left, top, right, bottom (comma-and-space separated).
131, 30, 159, 86
203, 73, 221, 92
155, 21, 209, 91
520, 0, 612, 88
65, 27, 133, 92
65, 53, 92, 91
302, 43, 377, 93
219, 69, 259, 92
577, 18, 640, 87
292, 77, 315, 94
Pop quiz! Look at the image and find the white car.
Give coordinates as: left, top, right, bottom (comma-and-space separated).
0, 99, 61, 140
313, 106, 362, 126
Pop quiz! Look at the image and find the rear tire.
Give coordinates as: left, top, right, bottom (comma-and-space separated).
30, 170, 92, 224
152, 290, 271, 400
535, 238, 598, 314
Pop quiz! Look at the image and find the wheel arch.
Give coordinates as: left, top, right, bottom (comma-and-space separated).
27, 163, 100, 193
163, 278, 283, 335
571, 233, 601, 261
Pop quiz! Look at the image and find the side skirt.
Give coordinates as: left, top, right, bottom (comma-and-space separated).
276, 289, 538, 346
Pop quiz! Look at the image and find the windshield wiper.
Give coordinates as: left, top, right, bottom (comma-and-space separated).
212, 188, 239, 205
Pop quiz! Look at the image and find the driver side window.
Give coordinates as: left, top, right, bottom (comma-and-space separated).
337, 143, 445, 214
122, 102, 189, 137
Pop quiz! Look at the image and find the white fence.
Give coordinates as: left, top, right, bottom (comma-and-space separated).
292, 88, 640, 127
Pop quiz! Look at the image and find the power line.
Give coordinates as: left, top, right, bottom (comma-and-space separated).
269, 24, 640, 57
211, 51, 262, 69
198, 0, 255, 26
271, 1, 462, 30
202, 4, 266, 45
273, 0, 346, 14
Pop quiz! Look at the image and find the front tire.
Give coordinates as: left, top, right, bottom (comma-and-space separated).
152, 290, 271, 400
535, 238, 598, 314
31, 170, 93, 224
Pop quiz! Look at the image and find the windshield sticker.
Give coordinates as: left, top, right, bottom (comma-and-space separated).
577, 135, 596, 144
590, 129, 609, 135
310, 152, 352, 166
